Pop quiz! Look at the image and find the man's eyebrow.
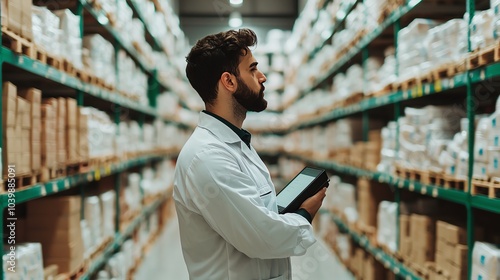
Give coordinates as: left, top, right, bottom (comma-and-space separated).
249, 62, 258, 68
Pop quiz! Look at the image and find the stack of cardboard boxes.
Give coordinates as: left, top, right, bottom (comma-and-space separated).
399, 214, 436, 275
66, 99, 79, 164
3, 0, 33, 40
433, 221, 470, 280
19, 88, 42, 173
25, 196, 85, 276
2, 82, 36, 177
350, 248, 387, 280
78, 108, 90, 163
365, 130, 382, 171
41, 100, 57, 172
356, 178, 392, 239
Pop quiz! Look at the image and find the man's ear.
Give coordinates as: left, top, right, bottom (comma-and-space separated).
220, 72, 237, 93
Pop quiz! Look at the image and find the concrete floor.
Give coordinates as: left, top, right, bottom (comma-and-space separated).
139, 214, 355, 280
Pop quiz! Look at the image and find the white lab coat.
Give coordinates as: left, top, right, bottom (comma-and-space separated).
173, 112, 316, 280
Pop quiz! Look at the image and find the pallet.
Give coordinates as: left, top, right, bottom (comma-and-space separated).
2, 27, 35, 59
409, 262, 429, 278
400, 76, 422, 92
75, 68, 90, 83
428, 170, 444, 186
89, 155, 116, 167
89, 237, 113, 262
368, 83, 393, 97
57, 260, 86, 280
1, 171, 42, 192
66, 161, 90, 175
62, 59, 77, 77
441, 174, 468, 192
431, 62, 463, 81
471, 177, 500, 198
47, 53, 63, 71
341, 92, 364, 107
35, 46, 47, 64
467, 43, 500, 69
41, 165, 66, 182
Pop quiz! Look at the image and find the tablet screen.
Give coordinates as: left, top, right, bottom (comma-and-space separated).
277, 173, 316, 207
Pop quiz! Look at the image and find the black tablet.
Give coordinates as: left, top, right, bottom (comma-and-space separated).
276, 167, 329, 214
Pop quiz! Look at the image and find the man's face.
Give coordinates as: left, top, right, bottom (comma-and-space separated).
233, 50, 267, 112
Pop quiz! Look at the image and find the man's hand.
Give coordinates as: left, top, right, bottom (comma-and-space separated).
299, 185, 327, 220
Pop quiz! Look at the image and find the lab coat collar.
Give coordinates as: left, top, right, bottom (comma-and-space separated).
198, 112, 268, 174
198, 111, 242, 145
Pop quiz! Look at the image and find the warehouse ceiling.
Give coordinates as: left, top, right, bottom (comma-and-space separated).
177, 0, 303, 45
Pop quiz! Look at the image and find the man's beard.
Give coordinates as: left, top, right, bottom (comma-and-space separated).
233, 77, 267, 112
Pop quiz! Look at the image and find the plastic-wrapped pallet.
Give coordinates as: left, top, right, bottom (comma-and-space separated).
117, 50, 148, 105
126, 173, 142, 213
80, 220, 92, 259
397, 19, 439, 82
115, 0, 133, 32
425, 19, 467, 66
85, 196, 103, 249
376, 201, 398, 253
3, 243, 44, 280
397, 105, 464, 171
53, 9, 83, 69
331, 182, 358, 224
81, 107, 116, 159
471, 242, 500, 280
31, 6, 61, 56
100, 190, 116, 241
83, 34, 116, 87
469, 10, 495, 51
377, 121, 398, 174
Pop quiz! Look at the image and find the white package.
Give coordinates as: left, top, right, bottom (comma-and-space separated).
471, 242, 500, 279
488, 148, 500, 177
376, 201, 398, 253
3, 243, 44, 280
100, 190, 116, 240
85, 196, 103, 248
54, 9, 83, 69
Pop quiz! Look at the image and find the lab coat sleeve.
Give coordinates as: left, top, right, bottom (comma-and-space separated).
185, 147, 316, 259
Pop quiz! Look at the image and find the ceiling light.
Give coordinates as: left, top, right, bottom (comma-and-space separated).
229, 12, 242, 28
230, 0, 243, 7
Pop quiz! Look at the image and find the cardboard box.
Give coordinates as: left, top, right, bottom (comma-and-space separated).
436, 238, 447, 255
17, 97, 31, 129
445, 223, 467, 245
410, 214, 436, 265
32, 140, 41, 170
18, 88, 42, 116
66, 99, 77, 128
452, 244, 468, 267
21, 0, 33, 40
27, 196, 82, 215
1, 0, 8, 26
27, 212, 81, 230
40, 240, 83, 259
357, 178, 393, 227
435, 252, 446, 267
26, 224, 82, 245
3, 82, 17, 128
449, 264, 467, 280
66, 128, 78, 162
7, 0, 22, 35
363, 255, 386, 280
399, 215, 412, 258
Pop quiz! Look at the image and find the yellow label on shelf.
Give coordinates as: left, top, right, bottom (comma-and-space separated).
435, 79, 442, 92
104, 164, 111, 175
417, 85, 423, 96
95, 169, 101, 181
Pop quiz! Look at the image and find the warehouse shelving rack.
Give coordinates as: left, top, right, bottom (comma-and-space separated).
255, 0, 498, 278
0, 0, 189, 278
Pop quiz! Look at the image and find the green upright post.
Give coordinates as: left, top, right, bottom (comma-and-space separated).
466, 0, 476, 275
394, 101, 402, 253
114, 105, 122, 232
362, 47, 369, 99
148, 70, 159, 109
362, 111, 369, 142
394, 20, 400, 79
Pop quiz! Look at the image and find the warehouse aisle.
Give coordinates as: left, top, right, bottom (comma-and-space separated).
159, 212, 354, 280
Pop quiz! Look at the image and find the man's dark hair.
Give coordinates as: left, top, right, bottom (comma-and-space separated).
185, 29, 257, 104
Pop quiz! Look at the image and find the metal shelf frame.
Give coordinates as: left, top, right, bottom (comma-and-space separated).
0, 0, 188, 277
319, 209, 422, 280
255, 0, 496, 278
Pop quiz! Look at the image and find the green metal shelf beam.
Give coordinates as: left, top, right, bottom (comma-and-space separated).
0, 155, 168, 207
292, 69, 471, 130
80, 195, 168, 280
282, 154, 500, 211
1, 47, 158, 117
301, 0, 423, 97
321, 210, 421, 280
308, 0, 360, 61
80, 0, 154, 75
